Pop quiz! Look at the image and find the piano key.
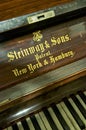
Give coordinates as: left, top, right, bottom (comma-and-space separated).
68, 98, 86, 126
48, 107, 64, 130
30, 115, 42, 130
63, 98, 85, 129
7, 126, 13, 130
39, 111, 52, 130
71, 94, 86, 118
56, 104, 76, 130
51, 104, 70, 130
26, 117, 35, 130
76, 94, 86, 110
12, 124, 19, 130
35, 113, 47, 130
43, 108, 58, 130
17, 121, 24, 130
21, 120, 30, 130
84, 91, 86, 96
60, 101, 81, 130
78, 91, 86, 104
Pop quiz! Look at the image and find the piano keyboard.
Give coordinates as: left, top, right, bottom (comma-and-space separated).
4, 91, 86, 130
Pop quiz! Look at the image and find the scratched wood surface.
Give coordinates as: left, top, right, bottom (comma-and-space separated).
0, 0, 71, 21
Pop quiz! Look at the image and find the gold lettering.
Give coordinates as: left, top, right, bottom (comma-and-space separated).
28, 46, 35, 54
64, 52, 69, 57
14, 51, 19, 59
35, 51, 51, 61
12, 68, 19, 77
51, 34, 71, 46
7, 52, 15, 62
49, 56, 55, 64
51, 37, 57, 45
49, 51, 74, 64
7, 34, 72, 62
57, 37, 61, 44
17, 51, 22, 58
23, 48, 30, 56
54, 56, 59, 61
20, 48, 25, 57
39, 43, 45, 52
68, 51, 74, 57
44, 41, 50, 48
57, 55, 63, 60
12, 68, 27, 77
65, 34, 71, 41
27, 61, 43, 73
7, 42, 47, 62
61, 52, 65, 58
60, 36, 66, 43
43, 59, 49, 65
35, 45, 41, 52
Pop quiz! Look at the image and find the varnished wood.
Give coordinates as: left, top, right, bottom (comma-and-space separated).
0, 68, 86, 113
0, 0, 85, 34
0, 16, 86, 90
0, 75, 86, 128
0, 57, 86, 112
0, 1, 86, 129
0, 0, 71, 21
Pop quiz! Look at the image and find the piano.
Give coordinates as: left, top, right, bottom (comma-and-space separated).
0, 0, 86, 129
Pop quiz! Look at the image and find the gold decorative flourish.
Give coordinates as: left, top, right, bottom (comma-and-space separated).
33, 31, 43, 42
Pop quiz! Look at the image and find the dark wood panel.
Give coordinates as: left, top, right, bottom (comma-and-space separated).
0, 17, 86, 90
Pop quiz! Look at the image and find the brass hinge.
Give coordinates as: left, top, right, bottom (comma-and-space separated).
27, 10, 55, 24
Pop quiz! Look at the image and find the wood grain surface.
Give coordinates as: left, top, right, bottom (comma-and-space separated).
0, 17, 86, 90
0, 0, 71, 21
0, 0, 86, 34
0, 1, 86, 129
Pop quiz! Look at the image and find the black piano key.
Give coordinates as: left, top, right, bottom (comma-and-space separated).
63, 98, 85, 129
43, 108, 58, 130
71, 94, 86, 119
78, 91, 86, 104
84, 91, 86, 96
51, 104, 70, 130
30, 115, 41, 130
12, 124, 19, 130
21, 120, 30, 130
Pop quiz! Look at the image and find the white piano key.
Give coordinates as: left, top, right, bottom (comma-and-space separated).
76, 95, 86, 109
60, 101, 81, 130
7, 126, 13, 130
56, 104, 76, 130
48, 107, 64, 130
83, 91, 86, 96
35, 113, 46, 130
39, 111, 52, 130
17, 121, 24, 130
68, 98, 86, 126
26, 117, 35, 130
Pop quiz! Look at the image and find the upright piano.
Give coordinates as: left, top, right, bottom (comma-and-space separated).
0, 0, 86, 129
